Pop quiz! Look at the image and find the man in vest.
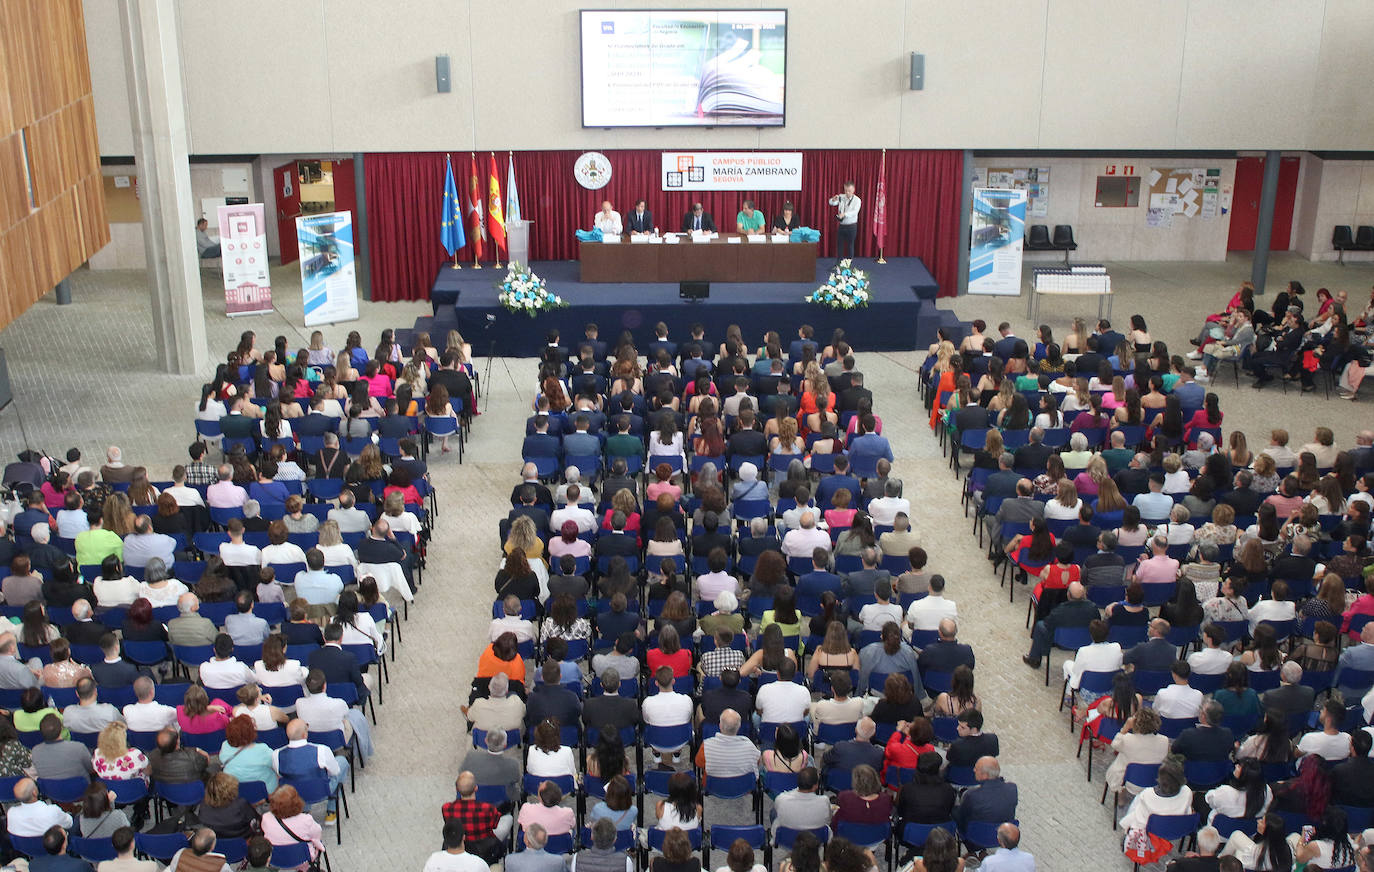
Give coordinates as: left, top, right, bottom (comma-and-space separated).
271, 718, 348, 823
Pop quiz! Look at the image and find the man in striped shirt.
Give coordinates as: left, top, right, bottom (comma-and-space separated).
695, 709, 759, 785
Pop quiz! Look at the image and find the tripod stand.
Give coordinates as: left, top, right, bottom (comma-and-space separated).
481, 315, 522, 413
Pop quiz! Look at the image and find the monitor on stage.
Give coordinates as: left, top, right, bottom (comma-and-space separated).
580, 9, 787, 128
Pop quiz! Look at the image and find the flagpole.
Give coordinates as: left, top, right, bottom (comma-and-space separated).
876, 148, 888, 264
490, 150, 503, 270
447, 154, 461, 269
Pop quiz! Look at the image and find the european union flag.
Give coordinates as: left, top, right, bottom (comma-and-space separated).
441, 156, 466, 256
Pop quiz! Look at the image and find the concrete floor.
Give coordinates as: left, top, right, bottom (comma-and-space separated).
0, 251, 1369, 870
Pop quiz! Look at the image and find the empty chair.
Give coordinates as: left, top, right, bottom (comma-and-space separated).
1333, 225, 1356, 264
1024, 224, 1055, 252
1051, 224, 1077, 263
1357, 225, 1374, 251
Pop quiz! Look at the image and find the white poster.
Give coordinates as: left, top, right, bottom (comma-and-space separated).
296, 210, 359, 327
968, 188, 1026, 296
217, 203, 272, 317
660, 151, 802, 191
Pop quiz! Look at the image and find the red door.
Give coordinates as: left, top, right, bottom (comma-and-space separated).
275, 162, 301, 265
1227, 156, 1301, 251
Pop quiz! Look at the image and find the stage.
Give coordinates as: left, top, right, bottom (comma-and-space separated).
410, 257, 956, 357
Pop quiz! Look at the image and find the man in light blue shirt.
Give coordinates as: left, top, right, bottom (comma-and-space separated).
979, 823, 1035, 872
292, 549, 343, 605
1130, 473, 1174, 521
121, 515, 177, 568
223, 591, 270, 645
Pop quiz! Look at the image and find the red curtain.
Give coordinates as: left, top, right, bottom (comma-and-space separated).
364, 149, 963, 302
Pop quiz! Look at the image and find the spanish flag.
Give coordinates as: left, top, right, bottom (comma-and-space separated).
487, 152, 506, 257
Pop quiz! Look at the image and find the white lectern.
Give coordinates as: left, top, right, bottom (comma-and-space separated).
508, 219, 532, 265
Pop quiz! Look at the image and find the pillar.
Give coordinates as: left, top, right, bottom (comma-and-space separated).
353, 153, 372, 301
54, 277, 72, 306
1249, 150, 1282, 295
119, 0, 208, 375
956, 149, 974, 295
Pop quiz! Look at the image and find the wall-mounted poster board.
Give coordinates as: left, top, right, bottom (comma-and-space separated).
1147, 167, 1221, 222
103, 175, 141, 223
973, 166, 1050, 217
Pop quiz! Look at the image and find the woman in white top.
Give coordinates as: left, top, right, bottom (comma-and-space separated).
1156, 505, 1196, 546
258, 527, 308, 568
1161, 454, 1191, 494
654, 771, 702, 831
525, 721, 578, 779
1204, 759, 1270, 824
1118, 762, 1193, 834
1289, 807, 1359, 871
335, 591, 384, 653
254, 636, 308, 688
314, 521, 358, 569
648, 423, 685, 465
381, 493, 421, 536
1104, 709, 1169, 795
137, 561, 188, 607
1219, 811, 1292, 872
93, 568, 141, 608
1043, 480, 1084, 521
1033, 394, 1063, 431
231, 684, 288, 729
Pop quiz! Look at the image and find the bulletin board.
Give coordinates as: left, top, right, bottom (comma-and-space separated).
1146, 167, 1221, 228
973, 166, 1051, 217
102, 174, 141, 223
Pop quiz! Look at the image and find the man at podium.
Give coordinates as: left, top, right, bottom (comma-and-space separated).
626, 200, 653, 235
736, 201, 765, 234
681, 203, 716, 233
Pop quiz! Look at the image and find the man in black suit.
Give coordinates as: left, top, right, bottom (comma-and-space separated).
797, 550, 844, 600
520, 415, 561, 461
293, 405, 333, 440
1271, 535, 1317, 582
1083, 532, 1127, 588
576, 323, 608, 362
1170, 700, 1235, 764
583, 669, 641, 735
946, 710, 1000, 768
88, 633, 142, 687
1060, 506, 1102, 550
1022, 582, 1099, 668
307, 623, 369, 701
1074, 336, 1106, 378
1095, 320, 1125, 359
391, 439, 427, 484
1163, 828, 1223, 872
218, 397, 257, 440
63, 600, 108, 647
821, 716, 884, 779
1260, 661, 1316, 722
429, 351, 475, 412
916, 618, 975, 675
625, 200, 653, 234
697, 668, 752, 726
953, 757, 1018, 833
680, 203, 715, 233
509, 471, 553, 512
594, 512, 639, 560
1113, 453, 1152, 497
977, 456, 1020, 513
525, 661, 582, 728
1220, 471, 1263, 516
726, 410, 767, 459
1012, 427, 1053, 473
357, 519, 412, 591
954, 401, 990, 435
1331, 729, 1374, 808
600, 459, 637, 510
646, 323, 677, 364
738, 517, 782, 560
538, 330, 569, 370
691, 513, 733, 560
838, 373, 872, 415
1122, 619, 1178, 673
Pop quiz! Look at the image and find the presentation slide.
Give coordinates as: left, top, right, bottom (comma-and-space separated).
581, 9, 787, 128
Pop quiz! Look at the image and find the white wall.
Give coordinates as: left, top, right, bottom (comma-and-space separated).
1292, 157, 1374, 262
83, 0, 1374, 156
979, 156, 1237, 263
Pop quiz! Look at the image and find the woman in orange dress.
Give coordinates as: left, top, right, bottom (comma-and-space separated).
928, 342, 958, 430
798, 370, 837, 438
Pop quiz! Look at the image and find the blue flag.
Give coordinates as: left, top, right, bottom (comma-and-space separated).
441, 156, 466, 256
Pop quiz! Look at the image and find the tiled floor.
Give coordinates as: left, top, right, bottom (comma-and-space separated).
1, 253, 1369, 870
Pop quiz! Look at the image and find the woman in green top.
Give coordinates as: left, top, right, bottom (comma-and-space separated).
736, 200, 766, 233
759, 585, 801, 639
13, 686, 66, 738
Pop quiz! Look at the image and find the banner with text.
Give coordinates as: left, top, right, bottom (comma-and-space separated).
660, 151, 802, 191
296, 210, 360, 327
968, 188, 1026, 296
217, 203, 272, 316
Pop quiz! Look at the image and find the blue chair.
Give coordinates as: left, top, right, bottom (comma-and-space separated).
8, 835, 46, 858
38, 776, 90, 803
70, 837, 118, 863
959, 819, 1012, 852
834, 820, 891, 865
900, 821, 957, 851
103, 777, 150, 806
944, 765, 978, 788
214, 837, 249, 865
269, 843, 324, 872
644, 722, 692, 753
1210, 814, 1258, 839
156, 779, 206, 813
648, 825, 701, 854
136, 832, 190, 862
1145, 812, 1200, 853
774, 826, 830, 850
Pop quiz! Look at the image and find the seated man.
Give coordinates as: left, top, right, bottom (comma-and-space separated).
1022, 581, 1099, 670
1152, 661, 1204, 720
1171, 700, 1235, 764
442, 771, 511, 866
272, 718, 349, 821
197, 634, 258, 690
224, 591, 270, 647
821, 716, 883, 780
573, 818, 633, 872
946, 710, 1000, 768
147, 728, 209, 786
953, 757, 1018, 835
60, 677, 122, 735
195, 218, 221, 258
168, 593, 218, 648
168, 828, 231, 872
770, 766, 831, 832
488, 595, 535, 644
31, 713, 96, 781
463, 728, 521, 805
7, 779, 72, 838
695, 709, 760, 785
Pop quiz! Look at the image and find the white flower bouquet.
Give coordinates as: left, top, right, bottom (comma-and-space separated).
806, 259, 870, 310
497, 263, 566, 317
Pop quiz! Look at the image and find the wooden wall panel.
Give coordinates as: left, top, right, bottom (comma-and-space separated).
0, 0, 107, 331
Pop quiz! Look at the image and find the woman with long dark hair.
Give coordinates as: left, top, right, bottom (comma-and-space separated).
1204, 759, 1270, 823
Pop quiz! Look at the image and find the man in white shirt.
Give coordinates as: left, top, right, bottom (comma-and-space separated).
218, 518, 261, 567
164, 466, 206, 508
7, 778, 73, 837
699, 710, 760, 779
777, 487, 815, 534
1152, 661, 1204, 719
1297, 699, 1354, 761
1062, 619, 1124, 690
1131, 475, 1174, 520
906, 574, 958, 632
866, 480, 911, 528
327, 491, 371, 534
592, 201, 622, 237
754, 660, 811, 726
206, 465, 247, 509
272, 719, 347, 814
828, 181, 861, 264
488, 596, 535, 643
858, 580, 905, 633
641, 667, 693, 728
122, 676, 178, 731
297, 669, 375, 758
1261, 429, 1298, 468
810, 671, 863, 727
781, 511, 831, 558
425, 820, 490, 872
1187, 624, 1235, 675
198, 634, 258, 690
1247, 580, 1298, 633
548, 487, 596, 534
224, 592, 270, 646
195, 218, 221, 258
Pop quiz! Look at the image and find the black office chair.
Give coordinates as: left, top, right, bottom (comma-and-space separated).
1333, 225, 1355, 264
1024, 224, 1055, 252
1355, 225, 1374, 252
1051, 224, 1078, 264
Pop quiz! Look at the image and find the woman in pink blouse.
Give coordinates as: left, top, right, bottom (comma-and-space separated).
40, 639, 92, 689
176, 686, 234, 734
92, 723, 149, 782
261, 785, 324, 861
548, 521, 592, 560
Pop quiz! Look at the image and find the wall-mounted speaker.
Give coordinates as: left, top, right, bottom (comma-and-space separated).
435, 55, 451, 93
909, 53, 925, 91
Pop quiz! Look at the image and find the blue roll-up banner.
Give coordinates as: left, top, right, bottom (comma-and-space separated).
297, 210, 360, 326
968, 187, 1026, 296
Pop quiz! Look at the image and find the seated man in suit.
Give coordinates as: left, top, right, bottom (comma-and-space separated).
1170, 700, 1235, 764
307, 622, 370, 702
680, 202, 715, 233
1261, 661, 1316, 723
594, 512, 638, 560
625, 200, 653, 235
1013, 428, 1054, 473
953, 756, 1018, 835
821, 716, 884, 780
946, 710, 999, 768
916, 618, 975, 675
726, 409, 768, 460
1122, 619, 1179, 674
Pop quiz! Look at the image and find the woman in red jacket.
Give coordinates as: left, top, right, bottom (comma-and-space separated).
882, 717, 936, 784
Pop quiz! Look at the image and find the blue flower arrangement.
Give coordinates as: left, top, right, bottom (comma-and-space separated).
806, 259, 870, 310
497, 263, 566, 316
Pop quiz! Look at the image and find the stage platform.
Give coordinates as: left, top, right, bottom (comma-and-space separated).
407, 257, 963, 357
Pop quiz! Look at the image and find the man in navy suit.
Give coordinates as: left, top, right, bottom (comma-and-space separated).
953, 757, 1018, 833
916, 618, 976, 675
848, 414, 893, 464
680, 203, 715, 233
646, 323, 677, 364
560, 416, 601, 459
1122, 619, 1180, 673
307, 623, 369, 701
992, 322, 1019, 361
797, 549, 843, 600
821, 717, 884, 780
525, 661, 581, 728
788, 326, 818, 364
594, 513, 639, 560
625, 200, 653, 234
576, 323, 608, 362
521, 416, 561, 460
815, 457, 861, 508
1095, 319, 1125, 359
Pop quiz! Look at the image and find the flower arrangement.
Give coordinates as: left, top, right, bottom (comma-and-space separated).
807, 259, 870, 310
497, 263, 566, 316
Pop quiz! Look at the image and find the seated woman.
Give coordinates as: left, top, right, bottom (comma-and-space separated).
927, 665, 980, 718
77, 781, 129, 840
194, 771, 260, 840
525, 720, 578, 781
761, 724, 814, 774
870, 674, 922, 728
653, 771, 701, 833
93, 723, 148, 783
653, 593, 696, 644
1103, 708, 1169, 799
1214, 662, 1262, 722
549, 520, 593, 561
894, 752, 956, 834
832, 763, 893, 829
41, 638, 91, 689
1105, 582, 1149, 627
1115, 507, 1149, 548
739, 624, 797, 678
587, 774, 636, 831
646, 463, 683, 502
1031, 542, 1079, 621
13, 688, 62, 737
1204, 759, 1271, 826
759, 586, 802, 640
1044, 480, 1084, 521
177, 685, 234, 735
647, 624, 692, 679
882, 717, 936, 781
806, 621, 859, 682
